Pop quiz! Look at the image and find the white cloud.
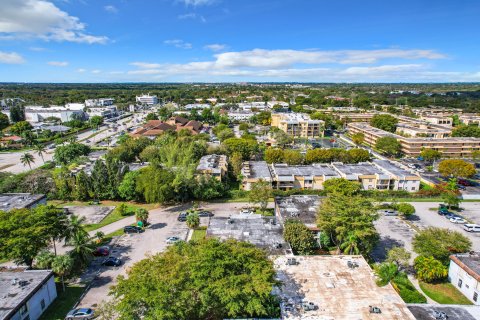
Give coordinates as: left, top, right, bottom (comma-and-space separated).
91, 69, 101, 74
179, 0, 217, 6
164, 39, 192, 49
0, 0, 108, 44
130, 62, 162, 69
104, 5, 118, 13
76, 68, 86, 73
178, 13, 197, 19
204, 44, 227, 51
48, 61, 68, 66
0, 51, 25, 64
29, 46, 47, 52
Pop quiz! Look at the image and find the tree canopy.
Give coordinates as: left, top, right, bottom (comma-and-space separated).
438, 159, 476, 178
370, 114, 399, 133
375, 136, 402, 156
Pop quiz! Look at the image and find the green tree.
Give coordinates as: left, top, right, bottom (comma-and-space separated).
118, 171, 141, 201
9, 120, 32, 135
135, 208, 149, 225
111, 239, 279, 320
283, 149, 303, 165
414, 256, 448, 283
68, 232, 95, 266
386, 247, 411, 270
222, 138, 259, 160
438, 159, 476, 178
351, 132, 365, 146
370, 114, 399, 132
323, 178, 361, 196
452, 125, 480, 138
230, 152, 243, 178
75, 171, 91, 201
471, 150, 480, 161
374, 262, 399, 286
249, 179, 272, 211
420, 149, 442, 162
54, 143, 91, 165
145, 113, 159, 121
9, 105, 25, 122
375, 136, 402, 156
20, 152, 35, 170
35, 250, 55, 269
91, 159, 110, 199
317, 193, 378, 255
340, 232, 361, 255
115, 203, 129, 216
265, 148, 284, 163
52, 254, 74, 292
347, 148, 371, 163
0, 113, 10, 130
64, 214, 88, 244
33, 144, 47, 163
136, 166, 176, 203
272, 130, 293, 147
89, 115, 104, 128
186, 212, 200, 229
395, 203, 415, 217
217, 128, 235, 141
442, 192, 460, 209
412, 227, 472, 264
239, 123, 249, 131
283, 220, 317, 255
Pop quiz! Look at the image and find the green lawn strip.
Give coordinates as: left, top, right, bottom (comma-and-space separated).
419, 281, 473, 305
191, 227, 207, 241
40, 283, 86, 320
391, 274, 427, 303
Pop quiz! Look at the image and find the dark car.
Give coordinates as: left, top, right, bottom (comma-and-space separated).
65, 308, 94, 320
102, 256, 122, 267
438, 208, 450, 215
198, 211, 214, 217
458, 179, 475, 186
177, 212, 188, 222
93, 246, 110, 257
457, 184, 466, 190
123, 226, 143, 233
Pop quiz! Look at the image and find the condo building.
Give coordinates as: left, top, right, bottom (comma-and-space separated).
135, 94, 158, 105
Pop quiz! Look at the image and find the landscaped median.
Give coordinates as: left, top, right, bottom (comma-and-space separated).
191, 226, 207, 241
419, 281, 473, 305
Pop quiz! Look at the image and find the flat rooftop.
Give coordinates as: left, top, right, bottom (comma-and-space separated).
206, 214, 290, 255
272, 163, 339, 178
373, 159, 418, 179
0, 269, 53, 320
196, 154, 226, 173
0, 193, 46, 212
333, 162, 385, 176
273, 255, 415, 320
242, 161, 272, 180
275, 195, 321, 227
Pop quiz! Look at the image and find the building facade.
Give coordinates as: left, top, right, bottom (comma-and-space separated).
85, 98, 115, 107
196, 154, 228, 181
448, 253, 480, 305
135, 94, 158, 105
271, 113, 324, 138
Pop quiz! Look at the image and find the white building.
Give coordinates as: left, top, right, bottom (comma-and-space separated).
267, 101, 289, 108
85, 98, 115, 107
86, 105, 118, 118
449, 253, 480, 305
0, 269, 57, 320
184, 103, 211, 110
136, 94, 158, 105
227, 111, 257, 121
25, 105, 85, 123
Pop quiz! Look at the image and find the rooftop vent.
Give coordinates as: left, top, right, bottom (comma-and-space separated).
347, 261, 359, 269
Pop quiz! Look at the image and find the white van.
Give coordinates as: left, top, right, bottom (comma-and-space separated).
463, 224, 480, 232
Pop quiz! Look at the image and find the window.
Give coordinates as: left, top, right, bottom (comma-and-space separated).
40, 299, 46, 310
411, 187, 416, 191
20, 304, 28, 315
458, 279, 463, 288
474, 292, 478, 302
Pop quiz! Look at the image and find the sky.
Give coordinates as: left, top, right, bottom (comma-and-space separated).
0, 0, 479, 83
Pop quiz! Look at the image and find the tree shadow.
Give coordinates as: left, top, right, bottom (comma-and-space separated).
149, 222, 167, 230
371, 236, 404, 262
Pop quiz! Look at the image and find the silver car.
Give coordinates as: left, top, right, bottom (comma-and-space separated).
65, 308, 94, 320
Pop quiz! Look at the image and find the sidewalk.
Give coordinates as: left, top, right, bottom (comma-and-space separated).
407, 274, 437, 305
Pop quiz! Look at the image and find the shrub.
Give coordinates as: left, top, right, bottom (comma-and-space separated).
414, 256, 448, 283
391, 273, 427, 303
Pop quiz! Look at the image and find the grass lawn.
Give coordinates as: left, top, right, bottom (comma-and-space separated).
419, 281, 473, 305
191, 227, 207, 241
40, 283, 86, 320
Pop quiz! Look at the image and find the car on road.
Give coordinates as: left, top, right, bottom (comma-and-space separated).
102, 256, 122, 267
177, 212, 188, 222
166, 236, 181, 244
198, 211, 213, 217
464, 224, 480, 232
65, 308, 95, 320
123, 226, 143, 233
450, 217, 466, 224
93, 246, 110, 257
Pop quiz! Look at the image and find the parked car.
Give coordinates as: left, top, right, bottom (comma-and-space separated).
177, 212, 188, 222
378, 209, 397, 216
456, 184, 466, 190
65, 308, 95, 320
198, 211, 213, 217
450, 217, 466, 224
123, 226, 143, 234
445, 213, 457, 219
458, 179, 472, 186
464, 224, 480, 232
93, 246, 110, 257
102, 256, 122, 267
240, 209, 254, 215
438, 208, 450, 215
166, 236, 181, 244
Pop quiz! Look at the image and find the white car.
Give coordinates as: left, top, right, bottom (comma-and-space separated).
464, 224, 480, 232
166, 236, 181, 244
240, 209, 254, 215
450, 217, 466, 224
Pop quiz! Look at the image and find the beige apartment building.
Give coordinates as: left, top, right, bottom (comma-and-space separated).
420, 114, 453, 127
196, 154, 228, 181
348, 122, 480, 157
271, 112, 324, 138
396, 122, 451, 138
459, 114, 480, 126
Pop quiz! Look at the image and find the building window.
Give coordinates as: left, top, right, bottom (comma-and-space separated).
41, 299, 46, 310
474, 292, 478, 302
411, 187, 416, 191
458, 279, 463, 288
20, 304, 28, 315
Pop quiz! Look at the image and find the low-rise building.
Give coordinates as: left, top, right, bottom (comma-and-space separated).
448, 253, 480, 305
420, 114, 453, 127
274, 195, 321, 230
196, 154, 228, 181
271, 112, 324, 138
136, 94, 158, 105
206, 214, 291, 255
85, 98, 115, 107
459, 114, 480, 126
241, 161, 273, 190
184, 103, 210, 110
86, 105, 118, 118
0, 193, 47, 211
0, 269, 57, 320
270, 163, 339, 190
348, 122, 480, 158
396, 122, 451, 138
25, 105, 85, 123
273, 255, 415, 319
227, 111, 257, 121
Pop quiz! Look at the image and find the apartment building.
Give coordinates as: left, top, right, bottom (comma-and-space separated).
460, 114, 480, 126
448, 253, 480, 305
336, 113, 376, 123
85, 98, 115, 107
241, 160, 420, 192
420, 114, 453, 127
196, 154, 228, 181
396, 122, 451, 138
348, 122, 480, 157
227, 111, 257, 121
271, 112, 324, 138
135, 94, 158, 105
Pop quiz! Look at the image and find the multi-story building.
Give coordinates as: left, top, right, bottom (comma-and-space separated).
135, 94, 158, 105
271, 112, 324, 138
348, 122, 480, 157
86, 106, 118, 118
227, 111, 257, 121
0, 269, 57, 320
460, 114, 480, 126
25, 105, 86, 123
85, 98, 115, 107
396, 122, 451, 138
241, 160, 420, 192
420, 114, 453, 127
196, 154, 228, 181
448, 253, 480, 305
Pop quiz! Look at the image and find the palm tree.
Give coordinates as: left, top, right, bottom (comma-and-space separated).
374, 262, 399, 286
339, 233, 360, 255
20, 152, 35, 169
34, 250, 54, 269
64, 214, 88, 243
52, 255, 74, 292
68, 232, 95, 266
33, 144, 46, 163
135, 208, 149, 225
95, 231, 105, 244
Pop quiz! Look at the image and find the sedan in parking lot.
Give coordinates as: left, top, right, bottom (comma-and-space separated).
450, 217, 466, 224
65, 308, 95, 320
177, 212, 188, 222
102, 256, 122, 267
198, 211, 214, 217
93, 246, 110, 257
166, 236, 181, 244
124, 226, 143, 233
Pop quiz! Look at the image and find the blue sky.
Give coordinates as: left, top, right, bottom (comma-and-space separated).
0, 0, 479, 82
